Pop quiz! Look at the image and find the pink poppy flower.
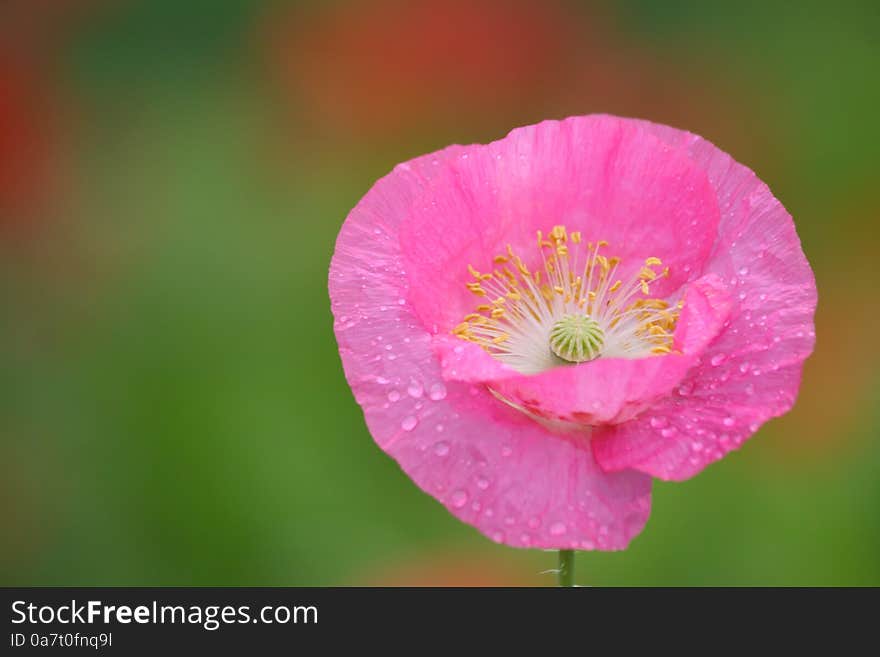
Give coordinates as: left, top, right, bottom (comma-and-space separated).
329, 115, 816, 550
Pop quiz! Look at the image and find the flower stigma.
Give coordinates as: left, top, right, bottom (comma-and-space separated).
549, 313, 604, 363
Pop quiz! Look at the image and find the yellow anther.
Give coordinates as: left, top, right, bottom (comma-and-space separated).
453, 226, 680, 364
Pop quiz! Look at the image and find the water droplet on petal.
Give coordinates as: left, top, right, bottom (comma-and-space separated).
722, 417, 735, 427
528, 516, 541, 529
650, 416, 668, 429
710, 354, 726, 367
401, 416, 418, 431
387, 390, 400, 402
739, 266, 749, 276
549, 522, 567, 536
450, 490, 468, 508
501, 445, 513, 457
433, 441, 449, 456
476, 476, 489, 490
428, 382, 447, 400
407, 382, 423, 398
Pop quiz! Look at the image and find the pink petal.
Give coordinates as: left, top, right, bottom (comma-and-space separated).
591, 122, 817, 480
400, 115, 721, 334
330, 141, 652, 549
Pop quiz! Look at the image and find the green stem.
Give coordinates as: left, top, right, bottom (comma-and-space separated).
558, 549, 575, 587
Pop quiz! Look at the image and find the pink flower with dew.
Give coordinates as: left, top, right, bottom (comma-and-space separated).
329, 115, 816, 551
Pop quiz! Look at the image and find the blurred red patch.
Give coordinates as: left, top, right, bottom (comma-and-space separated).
0, 50, 59, 236
266, 0, 579, 138
765, 241, 878, 466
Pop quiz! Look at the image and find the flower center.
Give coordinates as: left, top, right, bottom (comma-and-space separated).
452, 225, 682, 374
549, 313, 604, 363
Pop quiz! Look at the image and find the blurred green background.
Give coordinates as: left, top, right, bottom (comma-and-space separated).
2, 0, 878, 586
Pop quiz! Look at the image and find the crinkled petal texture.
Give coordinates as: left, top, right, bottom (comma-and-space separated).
329, 115, 816, 550
590, 120, 816, 481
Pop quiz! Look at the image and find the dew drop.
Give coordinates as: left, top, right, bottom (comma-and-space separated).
428, 382, 447, 401
661, 427, 678, 438
450, 490, 468, 509
549, 522, 567, 536
710, 354, 726, 367
435, 423, 444, 432
738, 266, 749, 276
491, 531, 504, 543
528, 516, 541, 529
401, 416, 418, 431
722, 417, 735, 427
739, 362, 751, 374
387, 390, 400, 402
501, 445, 513, 457
650, 416, 668, 429
407, 382, 423, 398
476, 476, 490, 490
433, 441, 449, 456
